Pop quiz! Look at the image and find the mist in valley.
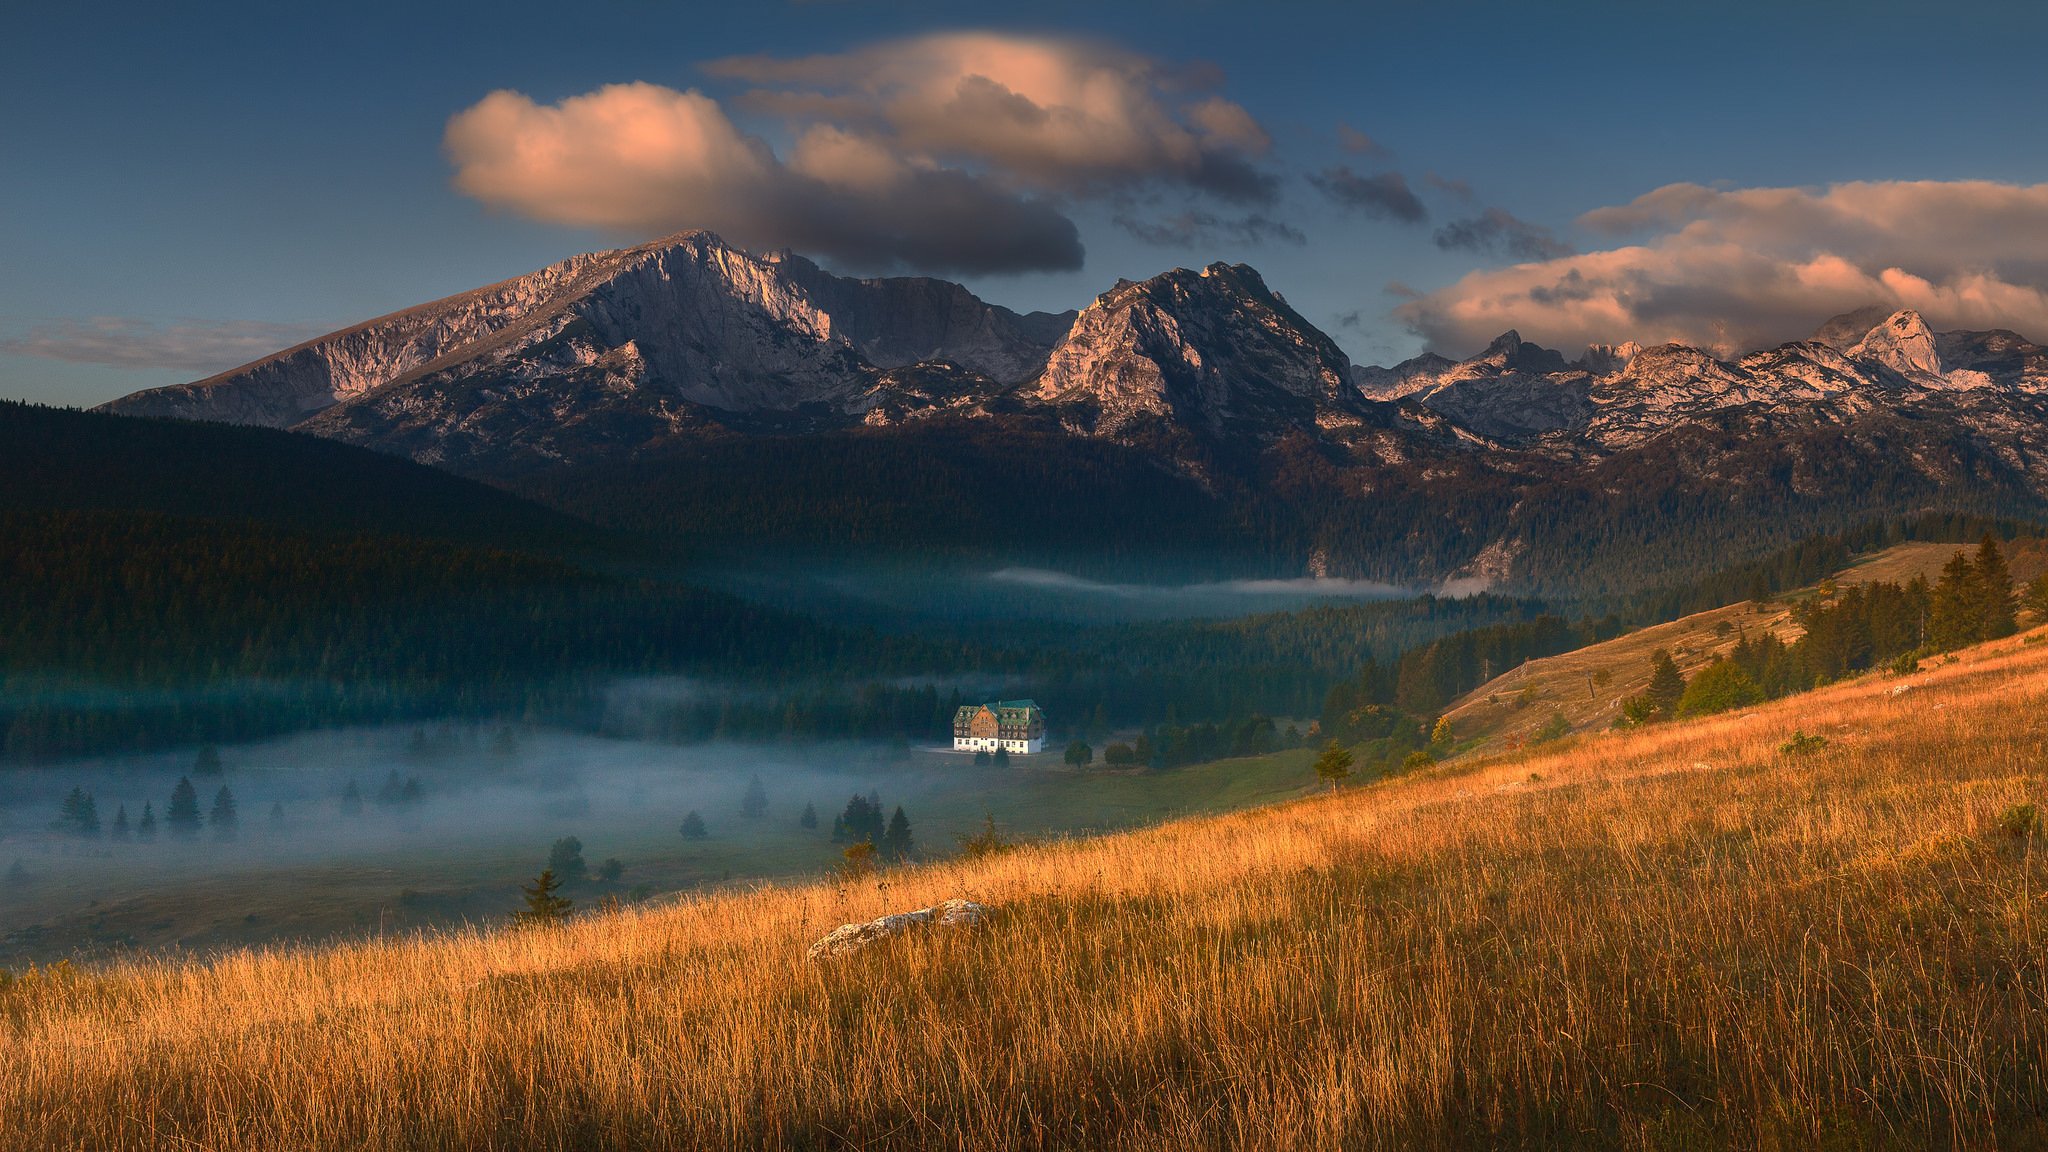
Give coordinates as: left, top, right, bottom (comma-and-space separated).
0, 723, 1039, 966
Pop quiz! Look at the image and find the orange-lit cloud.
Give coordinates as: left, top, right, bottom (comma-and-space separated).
446, 34, 1279, 274
445, 81, 1081, 275
1400, 180, 2048, 355
705, 32, 1275, 202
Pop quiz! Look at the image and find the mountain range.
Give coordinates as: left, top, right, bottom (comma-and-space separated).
99, 231, 2048, 593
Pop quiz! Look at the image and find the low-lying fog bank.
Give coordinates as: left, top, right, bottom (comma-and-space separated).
0, 723, 1314, 967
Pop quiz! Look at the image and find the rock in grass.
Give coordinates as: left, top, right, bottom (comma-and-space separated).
806, 899, 989, 960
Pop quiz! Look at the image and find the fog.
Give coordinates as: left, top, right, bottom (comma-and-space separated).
698, 560, 1421, 625
0, 724, 1028, 967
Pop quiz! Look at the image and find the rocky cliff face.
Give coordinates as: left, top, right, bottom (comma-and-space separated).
1028, 263, 1360, 442
101, 251, 631, 427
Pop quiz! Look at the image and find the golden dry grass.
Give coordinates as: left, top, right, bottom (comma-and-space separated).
6, 632, 2048, 1149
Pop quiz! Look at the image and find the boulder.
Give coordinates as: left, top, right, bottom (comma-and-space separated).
805, 898, 989, 960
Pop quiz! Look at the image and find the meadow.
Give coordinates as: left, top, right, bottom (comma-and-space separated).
3, 628, 2046, 1148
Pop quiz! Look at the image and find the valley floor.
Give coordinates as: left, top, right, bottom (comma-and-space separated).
5, 631, 2048, 1149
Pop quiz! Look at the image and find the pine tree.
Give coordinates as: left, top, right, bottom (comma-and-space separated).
210, 786, 238, 841
799, 802, 818, 830
1973, 534, 2017, 640
268, 801, 286, 828
165, 777, 202, 839
992, 747, 1011, 768
376, 769, 406, 807
339, 779, 363, 816
882, 806, 913, 859
111, 804, 130, 839
1929, 550, 1980, 650
1645, 650, 1686, 717
55, 787, 100, 837
741, 773, 768, 820
680, 811, 708, 840
136, 802, 157, 841
514, 868, 572, 926
192, 745, 223, 777
1313, 741, 1355, 790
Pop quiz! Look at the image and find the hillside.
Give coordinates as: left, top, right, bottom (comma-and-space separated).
5, 621, 2045, 1148
1438, 536, 2048, 754
1438, 597, 1805, 751
0, 400, 604, 554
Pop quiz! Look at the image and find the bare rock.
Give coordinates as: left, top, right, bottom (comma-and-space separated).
806, 898, 989, 961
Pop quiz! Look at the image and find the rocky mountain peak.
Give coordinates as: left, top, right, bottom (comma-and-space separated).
1578, 341, 1642, 376
1475, 330, 1570, 375
1030, 262, 1356, 442
1811, 304, 1897, 351
1848, 309, 1943, 379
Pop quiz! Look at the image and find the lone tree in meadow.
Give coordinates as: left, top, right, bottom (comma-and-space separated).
547, 836, 588, 883
210, 786, 239, 841
1644, 650, 1687, 718
882, 806, 913, 860
1064, 741, 1094, 767
741, 773, 768, 820
680, 811, 708, 840
514, 869, 573, 927
798, 802, 819, 830
165, 777, 203, 840
1313, 741, 1355, 791
1677, 658, 1765, 718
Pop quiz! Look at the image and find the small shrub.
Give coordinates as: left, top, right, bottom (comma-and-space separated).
596, 858, 625, 883
1533, 711, 1571, 743
1997, 803, 2040, 840
1779, 730, 1829, 756
1402, 750, 1436, 770
839, 841, 877, 880
956, 812, 1013, 859
1887, 652, 1921, 676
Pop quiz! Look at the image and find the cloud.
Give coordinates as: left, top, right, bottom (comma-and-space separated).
1424, 172, 1473, 200
1113, 210, 1305, 248
1400, 180, 2048, 355
1307, 166, 1427, 224
703, 32, 1278, 202
988, 568, 1406, 600
1336, 123, 1385, 158
1433, 208, 1574, 261
445, 82, 1081, 275
446, 34, 1282, 274
0, 317, 331, 374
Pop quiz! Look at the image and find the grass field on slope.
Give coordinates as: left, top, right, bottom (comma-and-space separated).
5, 625, 2046, 1149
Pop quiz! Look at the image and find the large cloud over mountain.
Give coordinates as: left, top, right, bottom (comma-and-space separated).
445, 33, 1277, 275
1400, 180, 2048, 355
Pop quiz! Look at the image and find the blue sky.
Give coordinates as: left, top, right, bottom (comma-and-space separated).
6, 0, 2048, 406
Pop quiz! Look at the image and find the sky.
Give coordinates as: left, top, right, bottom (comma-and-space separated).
6, 0, 2048, 407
